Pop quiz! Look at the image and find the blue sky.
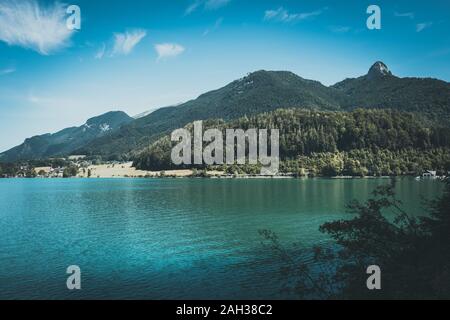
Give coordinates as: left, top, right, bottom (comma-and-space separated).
0, 0, 449, 152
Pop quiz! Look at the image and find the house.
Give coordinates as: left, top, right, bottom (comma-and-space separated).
68, 155, 86, 161
48, 167, 64, 178
423, 170, 437, 178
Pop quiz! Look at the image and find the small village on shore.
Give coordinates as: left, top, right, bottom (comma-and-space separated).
1, 155, 449, 180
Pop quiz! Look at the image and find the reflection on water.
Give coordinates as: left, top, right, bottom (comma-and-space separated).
0, 178, 443, 299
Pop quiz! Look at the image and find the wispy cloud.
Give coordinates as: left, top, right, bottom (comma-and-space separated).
0, 67, 15, 75
185, 0, 231, 15
416, 22, 433, 32
112, 29, 146, 56
428, 47, 450, 57
28, 94, 42, 104
394, 12, 415, 19
205, 0, 230, 10
95, 43, 106, 59
329, 26, 351, 33
93, 30, 146, 59
0, 0, 74, 55
185, 1, 201, 15
203, 17, 224, 36
264, 7, 326, 23
155, 43, 185, 60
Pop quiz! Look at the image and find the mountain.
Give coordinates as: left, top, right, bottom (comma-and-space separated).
367, 61, 393, 79
0, 111, 133, 162
3, 62, 450, 161
333, 61, 450, 124
78, 63, 449, 159
76, 70, 351, 158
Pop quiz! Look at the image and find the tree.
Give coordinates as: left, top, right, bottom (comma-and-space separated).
133, 108, 450, 175
261, 179, 450, 299
25, 168, 37, 178
63, 166, 78, 178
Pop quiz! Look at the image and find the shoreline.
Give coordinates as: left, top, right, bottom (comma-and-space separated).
73, 163, 436, 180
2, 175, 446, 180
3, 174, 445, 181
2, 162, 447, 180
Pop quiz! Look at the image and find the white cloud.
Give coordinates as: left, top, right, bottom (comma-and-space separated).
0, 67, 15, 75
264, 7, 326, 23
185, 0, 231, 15
112, 29, 146, 56
0, 0, 73, 55
155, 43, 185, 60
394, 12, 415, 19
416, 22, 433, 32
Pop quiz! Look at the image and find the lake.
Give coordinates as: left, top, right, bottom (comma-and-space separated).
0, 178, 443, 299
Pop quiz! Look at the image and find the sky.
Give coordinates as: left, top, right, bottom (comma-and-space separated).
0, 0, 449, 152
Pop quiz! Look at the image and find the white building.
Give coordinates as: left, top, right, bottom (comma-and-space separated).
423, 170, 437, 178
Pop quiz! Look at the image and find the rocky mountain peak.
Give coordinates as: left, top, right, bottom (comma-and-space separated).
367, 61, 393, 79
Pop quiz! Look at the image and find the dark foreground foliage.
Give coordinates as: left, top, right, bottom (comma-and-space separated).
260, 180, 450, 299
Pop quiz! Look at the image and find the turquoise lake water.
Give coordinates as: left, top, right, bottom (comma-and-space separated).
0, 178, 443, 299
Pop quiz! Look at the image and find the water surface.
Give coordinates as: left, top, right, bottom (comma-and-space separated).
0, 178, 442, 299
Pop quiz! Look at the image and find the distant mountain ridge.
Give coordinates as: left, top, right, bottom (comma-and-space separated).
77, 62, 450, 159
333, 61, 450, 124
0, 111, 133, 162
1, 61, 449, 162
71, 69, 352, 159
